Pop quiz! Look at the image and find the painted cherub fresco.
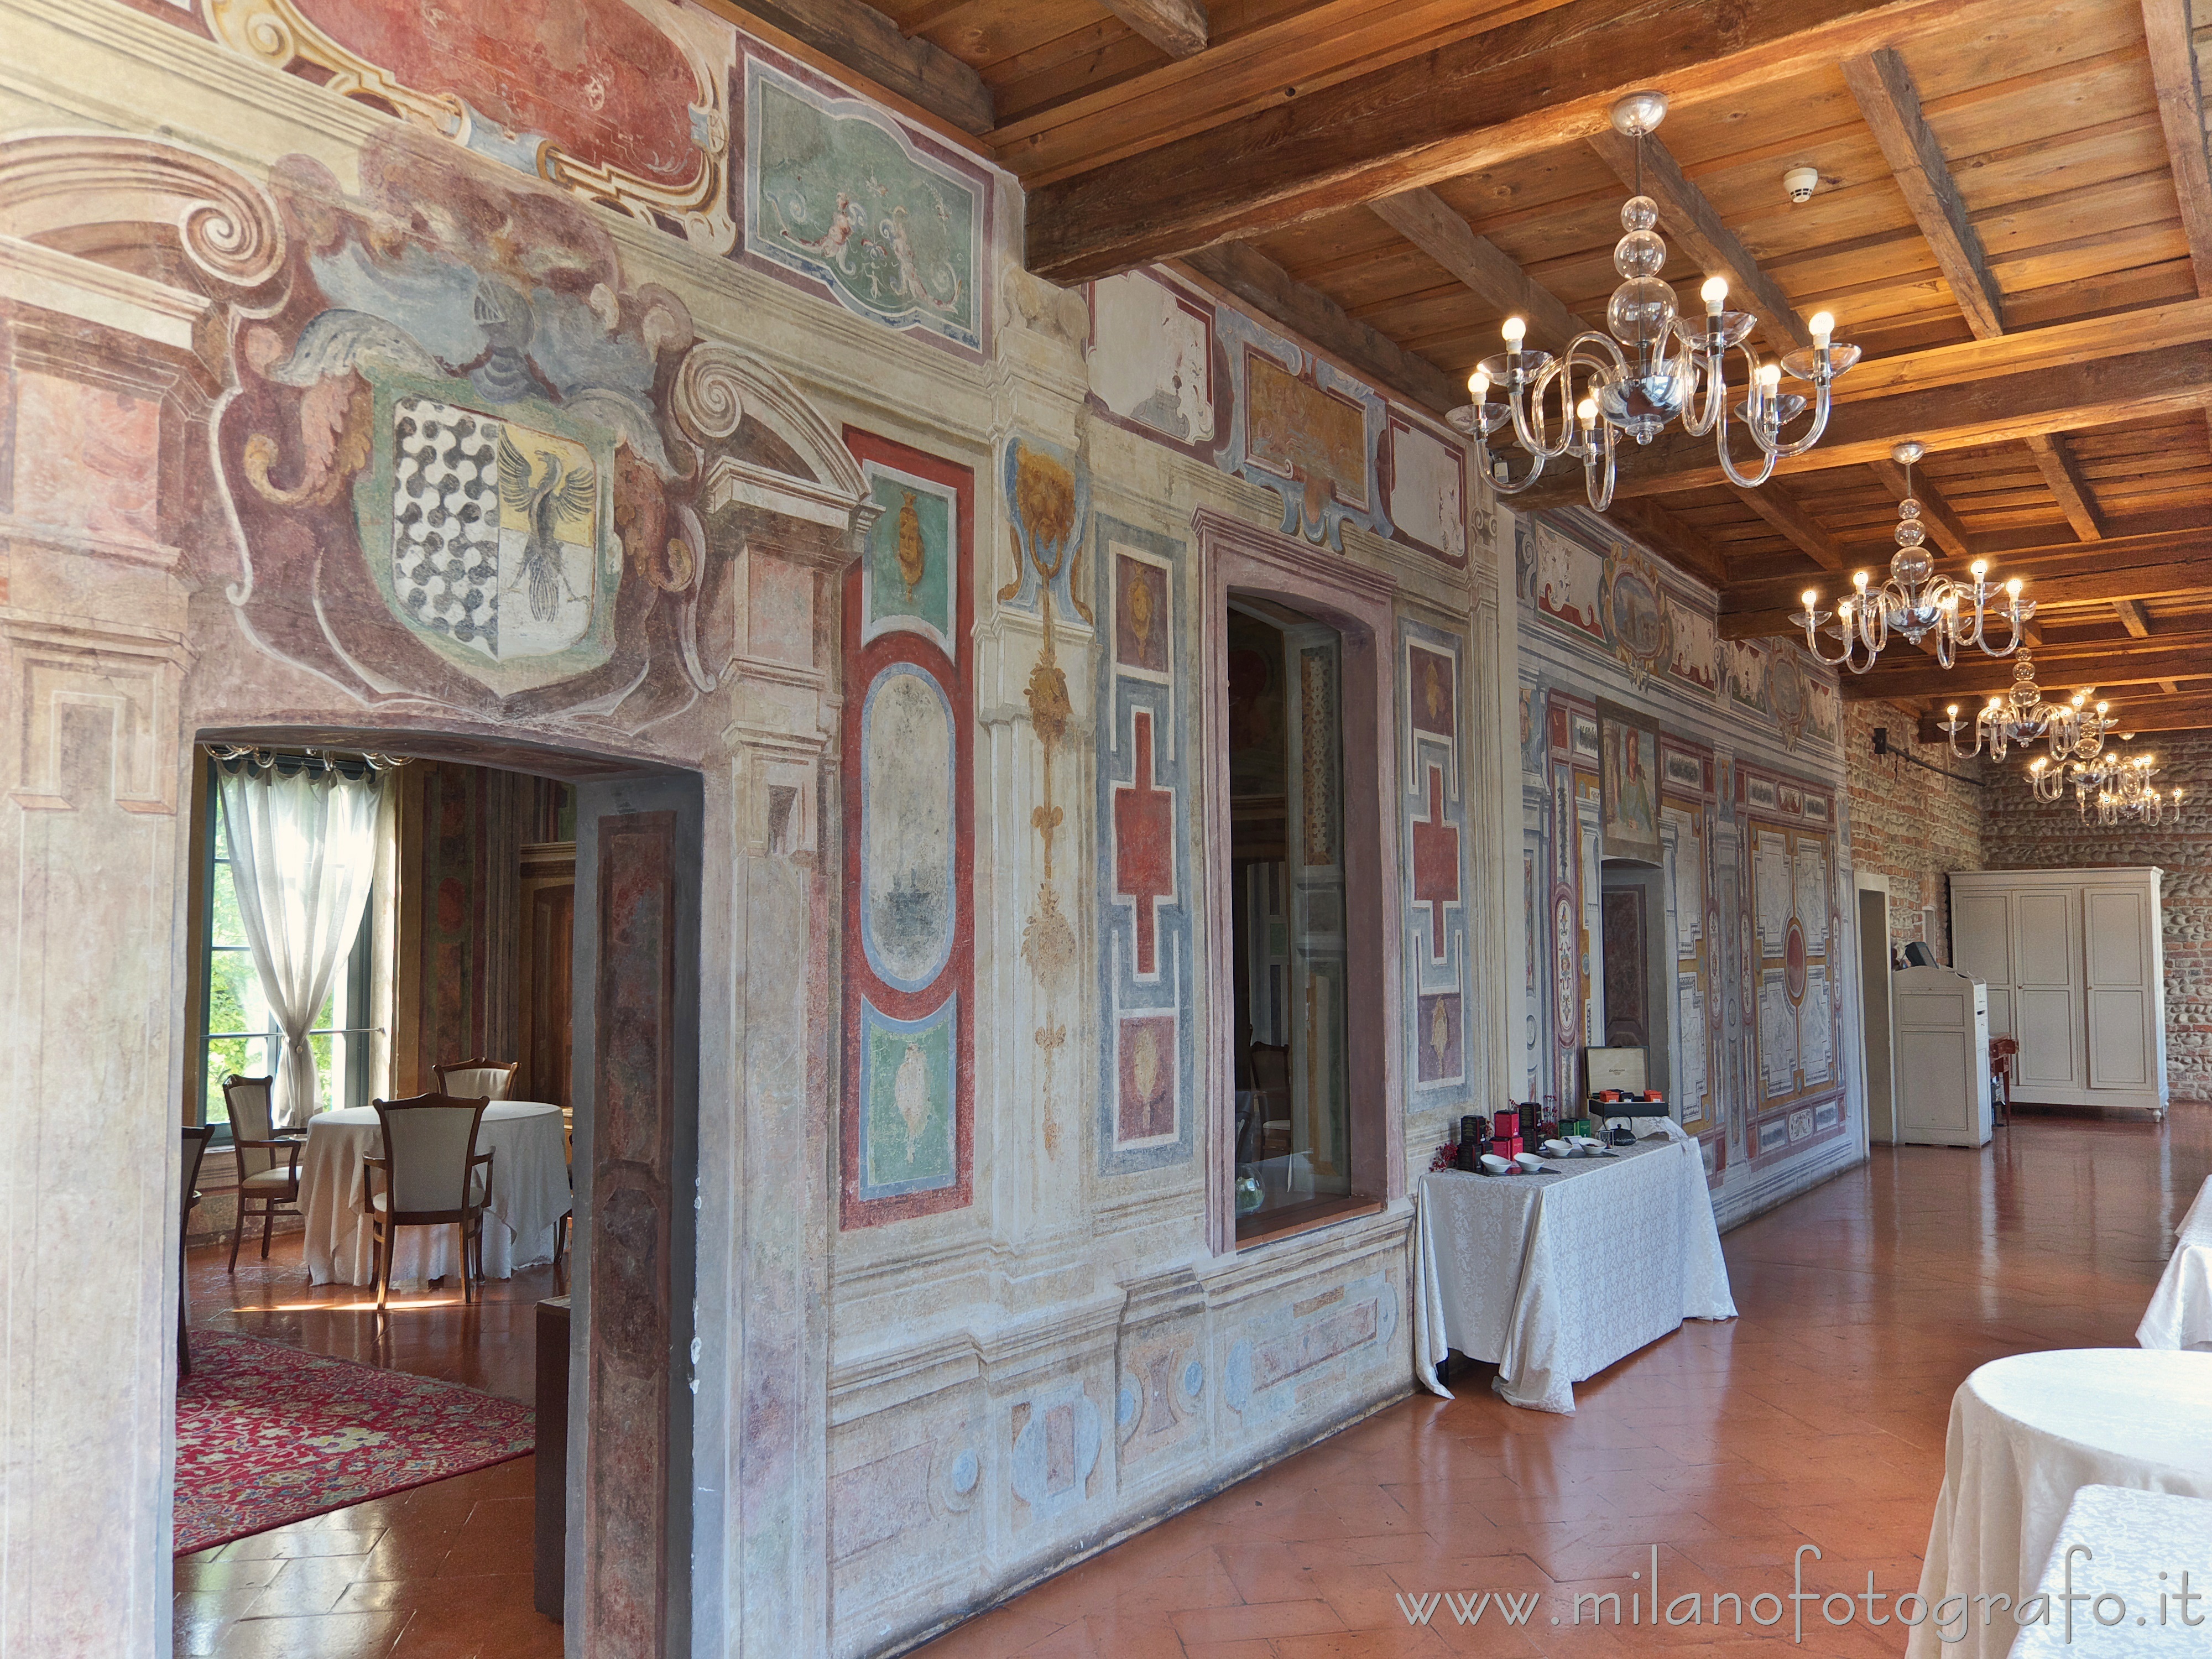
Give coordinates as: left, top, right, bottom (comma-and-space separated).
872, 205, 964, 316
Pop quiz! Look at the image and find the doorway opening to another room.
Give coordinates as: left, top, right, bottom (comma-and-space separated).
1599, 862, 1672, 1105
173, 728, 701, 1659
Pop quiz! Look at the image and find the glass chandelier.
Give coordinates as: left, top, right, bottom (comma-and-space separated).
1941, 654, 2114, 761
1446, 91, 1858, 512
1794, 442, 2032, 672
2028, 748, 2186, 826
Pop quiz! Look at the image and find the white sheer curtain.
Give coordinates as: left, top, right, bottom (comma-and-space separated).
218, 764, 383, 1129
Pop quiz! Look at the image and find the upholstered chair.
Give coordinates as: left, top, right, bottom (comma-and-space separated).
362, 1093, 494, 1313
434, 1058, 519, 1100
222, 1074, 304, 1272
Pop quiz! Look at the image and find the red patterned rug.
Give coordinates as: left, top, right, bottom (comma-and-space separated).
175, 1331, 534, 1554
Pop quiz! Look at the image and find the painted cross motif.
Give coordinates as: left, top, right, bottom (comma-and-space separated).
1112, 708, 1175, 978
1410, 762, 1461, 965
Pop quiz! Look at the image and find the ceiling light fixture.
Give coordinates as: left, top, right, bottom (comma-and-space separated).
1794, 442, 2032, 673
1447, 91, 1858, 513
2030, 749, 2185, 826
1940, 653, 2114, 762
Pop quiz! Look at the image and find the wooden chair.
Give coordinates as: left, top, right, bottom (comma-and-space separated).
179, 1124, 214, 1376
363, 1092, 494, 1313
434, 1058, 519, 1100
222, 1074, 304, 1272
1990, 1036, 2019, 1128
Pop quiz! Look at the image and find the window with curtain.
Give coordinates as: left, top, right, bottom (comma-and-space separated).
197, 753, 389, 1131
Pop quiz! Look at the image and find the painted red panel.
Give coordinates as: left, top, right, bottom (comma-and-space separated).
293, 0, 704, 187
839, 430, 974, 1227
1111, 709, 1175, 978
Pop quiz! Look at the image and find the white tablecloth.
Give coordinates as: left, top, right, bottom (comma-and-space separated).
299, 1102, 570, 1287
2138, 1174, 2212, 1350
1908, 1349, 2212, 1659
1413, 1120, 1735, 1413
2010, 1484, 2212, 1657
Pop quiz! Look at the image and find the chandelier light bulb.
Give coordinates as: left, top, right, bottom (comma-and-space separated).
1757, 362, 1782, 388
1470, 368, 1490, 401
1970, 559, 1987, 579
1948, 703, 1960, 717
1577, 397, 1598, 426
1810, 311, 1835, 348
1853, 570, 1870, 590
1802, 589, 1818, 608
1501, 315, 1527, 346
1701, 276, 1729, 315
2006, 577, 2023, 597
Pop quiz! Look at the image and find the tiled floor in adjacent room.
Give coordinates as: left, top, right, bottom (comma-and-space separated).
177, 1103, 2209, 1657
912, 1104, 2211, 1658
175, 1239, 564, 1658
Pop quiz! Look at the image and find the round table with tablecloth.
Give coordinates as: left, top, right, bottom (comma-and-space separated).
298, 1101, 569, 1287
1907, 1349, 2212, 1659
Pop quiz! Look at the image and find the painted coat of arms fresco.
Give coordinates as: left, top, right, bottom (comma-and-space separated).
217, 127, 736, 728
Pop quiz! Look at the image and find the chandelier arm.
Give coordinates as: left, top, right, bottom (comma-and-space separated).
1712, 402, 1778, 487
1473, 440, 1551, 497
1765, 380, 1834, 461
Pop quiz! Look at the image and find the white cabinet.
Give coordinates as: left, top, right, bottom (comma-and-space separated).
1893, 966, 1992, 1147
1949, 867, 2167, 1115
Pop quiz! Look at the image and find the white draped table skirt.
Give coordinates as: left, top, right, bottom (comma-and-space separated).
297, 1101, 570, 1287
1412, 1121, 1736, 1414
1908, 1349, 2212, 1659
2138, 1173, 2212, 1351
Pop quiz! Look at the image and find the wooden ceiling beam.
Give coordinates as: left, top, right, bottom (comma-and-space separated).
2022, 432, 2107, 540
2141, 0, 2212, 290
1842, 635, 2212, 701
1830, 296, 2212, 404
2114, 598, 2153, 638
1098, 0, 1211, 60
710, 0, 994, 135
1587, 128, 1809, 352
1370, 189, 1589, 353
1843, 48, 2005, 340
1730, 479, 1845, 569
1840, 46, 2119, 547
1174, 242, 1460, 414
1514, 340, 2212, 507
1023, 0, 2024, 282
1592, 497, 1731, 588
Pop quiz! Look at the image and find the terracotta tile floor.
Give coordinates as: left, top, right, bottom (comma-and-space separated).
914, 1103, 2212, 1659
178, 1105, 2208, 1657
176, 1230, 565, 1658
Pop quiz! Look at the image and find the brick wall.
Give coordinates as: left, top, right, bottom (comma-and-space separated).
1981, 728, 2212, 1100
1844, 698, 1987, 961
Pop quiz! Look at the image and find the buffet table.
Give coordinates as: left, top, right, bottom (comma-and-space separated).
2137, 1172, 2212, 1350
2010, 1485, 2212, 1657
1907, 1349, 2212, 1659
1413, 1122, 1734, 1413
299, 1101, 570, 1287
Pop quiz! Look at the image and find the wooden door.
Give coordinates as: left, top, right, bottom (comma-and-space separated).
2084, 884, 2154, 1090
2012, 888, 2085, 1092
518, 841, 576, 1108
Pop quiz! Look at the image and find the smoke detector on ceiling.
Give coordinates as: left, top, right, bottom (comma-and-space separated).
1783, 165, 1820, 205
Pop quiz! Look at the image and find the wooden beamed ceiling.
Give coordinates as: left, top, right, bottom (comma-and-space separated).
765, 0, 2212, 731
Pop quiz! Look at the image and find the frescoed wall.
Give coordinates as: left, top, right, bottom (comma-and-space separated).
1514, 508, 1863, 1228
0, 2, 1518, 1655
